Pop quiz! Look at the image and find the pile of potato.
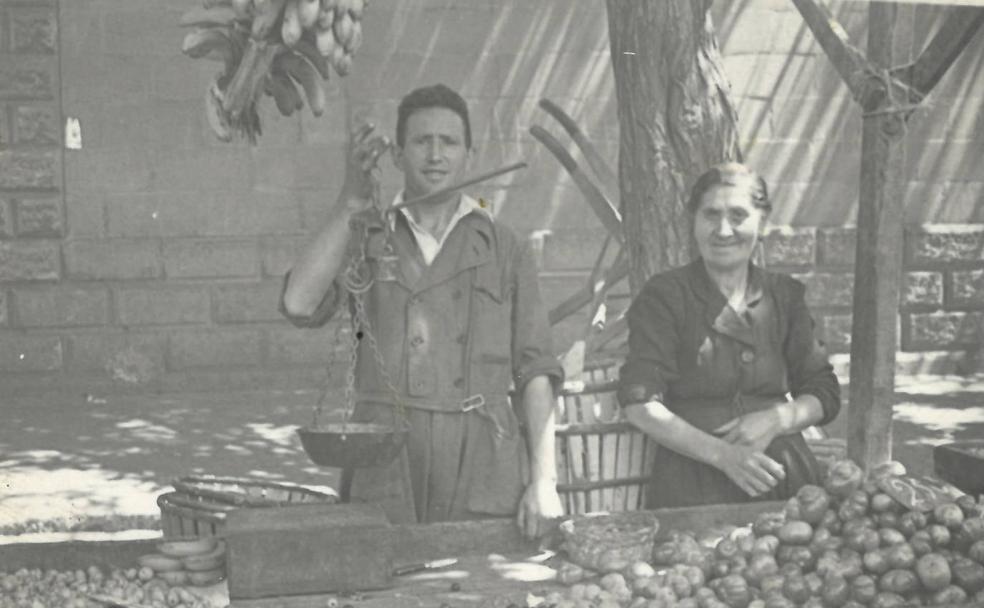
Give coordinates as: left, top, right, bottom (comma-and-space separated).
548, 461, 984, 608
0, 565, 215, 608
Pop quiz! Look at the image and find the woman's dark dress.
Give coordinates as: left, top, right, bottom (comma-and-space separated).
618, 260, 841, 508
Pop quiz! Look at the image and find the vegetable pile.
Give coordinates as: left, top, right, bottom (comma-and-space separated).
0, 538, 225, 608
180, 0, 366, 142
549, 460, 984, 608
0, 565, 217, 608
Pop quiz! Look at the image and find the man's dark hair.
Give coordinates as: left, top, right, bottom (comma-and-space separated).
396, 84, 472, 149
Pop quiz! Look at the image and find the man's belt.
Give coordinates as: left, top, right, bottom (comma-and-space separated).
354, 391, 511, 413
354, 390, 515, 439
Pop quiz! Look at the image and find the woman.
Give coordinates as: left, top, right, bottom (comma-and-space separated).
617, 163, 840, 508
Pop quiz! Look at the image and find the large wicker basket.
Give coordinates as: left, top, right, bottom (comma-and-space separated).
559, 511, 660, 573
158, 475, 337, 538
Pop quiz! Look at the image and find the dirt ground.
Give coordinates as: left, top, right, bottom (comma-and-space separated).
1, 375, 983, 537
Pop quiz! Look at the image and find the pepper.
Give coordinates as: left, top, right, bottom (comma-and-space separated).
969, 539, 984, 564
778, 522, 814, 545
851, 575, 878, 605
797, 485, 831, 525
915, 553, 951, 592
716, 574, 752, 608
877, 570, 918, 596
870, 592, 906, 608
822, 574, 850, 608
781, 575, 811, 604
929, 585, 967, 606
824, 460, 864, 499
952, 557, 984, 593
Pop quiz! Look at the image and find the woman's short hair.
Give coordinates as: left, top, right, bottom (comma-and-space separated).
688, 163, 772, 215
396, 83, 472, 149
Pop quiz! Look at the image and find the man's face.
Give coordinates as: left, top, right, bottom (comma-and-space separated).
393, 106, 471, 203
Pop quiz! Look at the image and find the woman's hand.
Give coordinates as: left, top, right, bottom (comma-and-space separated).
339, 122, 391, 209
714, 407, 784, 452
713, 443, 786, 497
517, 478, 563, 539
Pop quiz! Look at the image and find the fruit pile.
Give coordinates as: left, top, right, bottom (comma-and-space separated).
548, 461, 984, 608
136, 536, 227, 589
0, 565, 215, 608
180, 0, 367, 142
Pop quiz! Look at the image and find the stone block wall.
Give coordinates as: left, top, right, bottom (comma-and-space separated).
0, 0, 66, 385
763, 226, 984, 374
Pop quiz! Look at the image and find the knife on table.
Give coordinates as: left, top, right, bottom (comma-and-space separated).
393, 557, 459, 576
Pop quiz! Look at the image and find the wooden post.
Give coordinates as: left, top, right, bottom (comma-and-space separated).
847, 2, 906, 470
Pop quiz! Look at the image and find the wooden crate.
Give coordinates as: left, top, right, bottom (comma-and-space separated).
555, 359, 653, 514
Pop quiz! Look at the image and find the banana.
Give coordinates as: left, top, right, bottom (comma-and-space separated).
182, 28, 234, 63
281, 0, 303, 47
315, 25, 337, 58
179, 6, 238, 28
205, 80, 233, 142
158, 570, 190, 586
266, 68, 304, 116
293, 35, 332, 78
231, 0, 253, 18
343, 19, 361, 53
187, 568, 226, 587
280, 52, 327, 116
318, 0, 336, 29
182, 552, 225, 572
157, 536, 219, 557
332, 10, 354, 49
137, 554, 184, 572
348, 0, 365, 20
298, 0, 321, 29
252, 0, 287, 39
333, 50, 352, 77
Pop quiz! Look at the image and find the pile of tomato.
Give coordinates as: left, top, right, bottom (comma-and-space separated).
550, 461, 984, 608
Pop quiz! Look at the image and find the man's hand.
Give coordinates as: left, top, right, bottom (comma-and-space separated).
339, 122, 391, 210
516, 478, 563, 539
714, 407, 783, 452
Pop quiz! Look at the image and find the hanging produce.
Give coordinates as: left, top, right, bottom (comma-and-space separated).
179, 0, 366, 143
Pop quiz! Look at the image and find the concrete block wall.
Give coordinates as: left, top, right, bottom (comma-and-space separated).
1, 0, 983, 394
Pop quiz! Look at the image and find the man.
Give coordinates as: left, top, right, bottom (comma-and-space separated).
280, 84, 563, 537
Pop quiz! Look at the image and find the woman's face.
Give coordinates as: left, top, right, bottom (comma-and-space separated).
693, 184, 767, 273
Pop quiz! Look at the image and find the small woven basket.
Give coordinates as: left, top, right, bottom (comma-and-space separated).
559, 511, 660, 572
158, 475, 337, 538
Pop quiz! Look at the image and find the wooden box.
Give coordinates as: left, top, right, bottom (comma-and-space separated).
934, 441, 984, 496
225, 502, 394, 599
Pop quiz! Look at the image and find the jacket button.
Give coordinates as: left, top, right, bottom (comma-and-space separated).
740, 349, 755, 363
410, 336, 424, 347
453, 378, 464, 388
452, 289, 462, 300
456, 334, 466, 345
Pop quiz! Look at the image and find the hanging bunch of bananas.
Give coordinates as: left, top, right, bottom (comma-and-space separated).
180, 0, 367, 143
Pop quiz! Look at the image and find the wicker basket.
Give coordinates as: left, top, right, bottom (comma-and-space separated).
559, 511, 659, 572
158, 475, 337, 538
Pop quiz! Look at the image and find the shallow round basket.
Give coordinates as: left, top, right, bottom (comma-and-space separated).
296, 422, 409, 469
559, 511, 660, 573
171, 475, 336, 508
158, 491, 235, 538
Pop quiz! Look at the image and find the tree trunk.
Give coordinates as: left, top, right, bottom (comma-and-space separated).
605, 0, 741, 293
